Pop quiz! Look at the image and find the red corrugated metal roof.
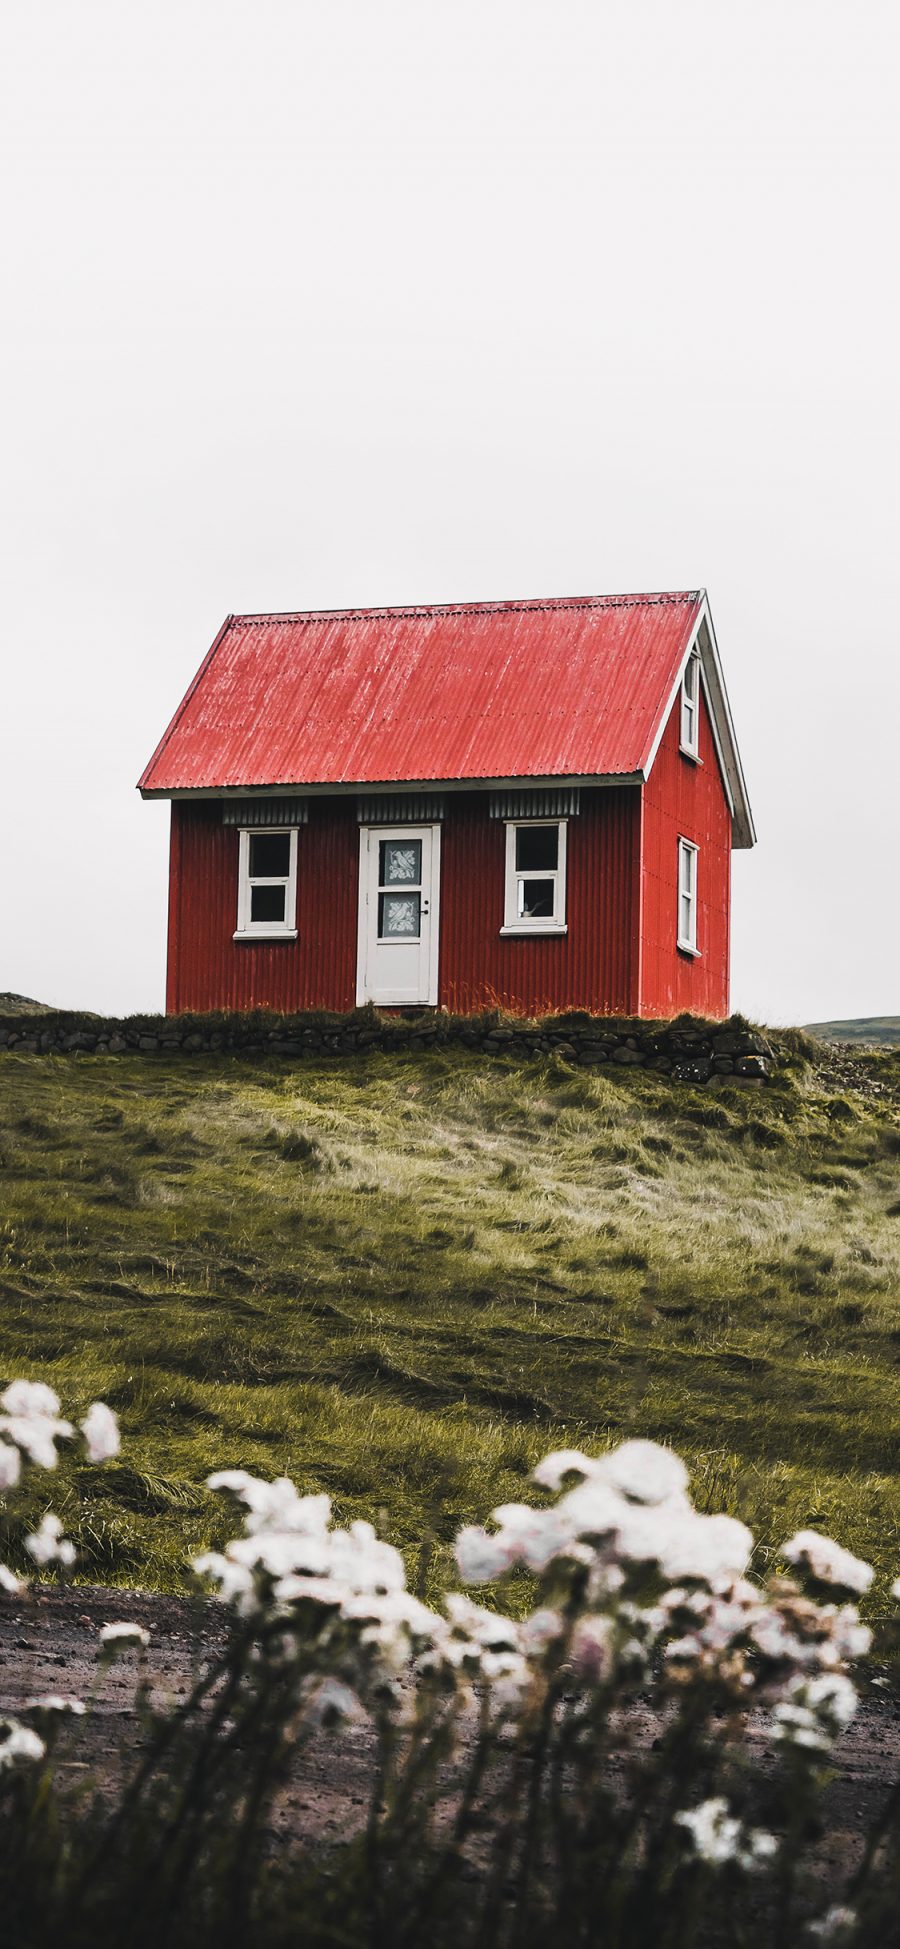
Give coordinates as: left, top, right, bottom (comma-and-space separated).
139, 592, 705, 795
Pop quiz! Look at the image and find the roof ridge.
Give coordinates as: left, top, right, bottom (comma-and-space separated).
227, 591, 702, 628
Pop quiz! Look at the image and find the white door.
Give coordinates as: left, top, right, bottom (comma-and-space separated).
356, 825, 441, 1005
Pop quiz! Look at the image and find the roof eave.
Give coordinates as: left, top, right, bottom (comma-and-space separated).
138, 770, 646, 802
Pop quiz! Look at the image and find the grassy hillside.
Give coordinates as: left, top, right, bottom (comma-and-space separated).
804, 1016, 900, 1047
0, 1038, 898, 1602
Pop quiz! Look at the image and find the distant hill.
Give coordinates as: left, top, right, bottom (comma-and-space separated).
0, 991, 54, 1014
804, 1016, 900, 1047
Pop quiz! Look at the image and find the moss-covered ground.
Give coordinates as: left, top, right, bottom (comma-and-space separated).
0, 1037, 898, 1603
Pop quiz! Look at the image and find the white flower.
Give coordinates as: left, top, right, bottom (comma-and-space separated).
656, 1512, 753, 1584
301, 1676, 364, 1727
454, 1524, 517, 1584
675, 1795, 777, 1870
228, 1531, 332, 1580
0, 1413, 74, 1470
0, 1717, 45, 1771
0, 1439, 21, 1490
25, 1512, 76, 1569
802, 1673, 859, 1729
782, 1531, 873, 1596
557, 1477, 631, 1540
207, 1472, 331, 1538
827, 1605, 872, 1662
343, 1589, 440, 1639
521, 1607, 565, 1652
99, 1621, 150, 1651
491, 1503, 580, 1572
773, 1673, 858, 1752
0, 1382, 74, 1470
192, 1550, 257, 1607
329, 1523, 406, 1594
271, 1573, 347, 1611
597, 1439, 690, 1506
80, 1402, 120, 1463
891, 1576, 900, 1603
532, 1449, 598, 1491
444, 1593, 521, 1651
807, 1907, 858, 1943
1, 1381, 61, 1418
569, 1612, 615, 1680
0, 1563, 23, 1594
22, 1695, 86, 1717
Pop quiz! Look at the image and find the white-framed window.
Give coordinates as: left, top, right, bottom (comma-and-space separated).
677, 837, 699, 955
234, 827, 298, 940
680, 651, 700, 758
500, 820, 568, 934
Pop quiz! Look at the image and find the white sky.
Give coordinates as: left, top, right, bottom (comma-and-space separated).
2, 0, 897, 1024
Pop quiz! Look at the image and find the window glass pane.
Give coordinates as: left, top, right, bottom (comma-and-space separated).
518, 878, 555, 919
378, 891, 421, 938
249, 832, 291, 879
379, 840, 422, 886
251, 884, 287, 924
515, 825, 558, 872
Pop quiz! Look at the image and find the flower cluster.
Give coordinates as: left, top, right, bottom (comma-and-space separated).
194, 1435, 893, 1796
199, 1472, 536, 1715
4, 1382, 900, 1933
0, 1380, 121, 1774
448, 1440, 879, 1752
675, 1795, 777, 1870
198, 1473, 440, 1704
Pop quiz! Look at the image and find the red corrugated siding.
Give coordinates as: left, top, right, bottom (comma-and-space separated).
438, 791, 639, 1014
167, 800, 358, 1013
638, 687, 731, 1019
141, 594, 702, 793
166, 790, 640, 1016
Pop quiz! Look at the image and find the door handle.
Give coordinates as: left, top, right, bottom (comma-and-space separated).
422, 902, 430, 915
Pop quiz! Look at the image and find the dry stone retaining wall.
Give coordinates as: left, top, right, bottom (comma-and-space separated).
0, 1011, 775, 1082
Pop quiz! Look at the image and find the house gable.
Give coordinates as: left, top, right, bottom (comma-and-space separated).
638, 680, 732, 1018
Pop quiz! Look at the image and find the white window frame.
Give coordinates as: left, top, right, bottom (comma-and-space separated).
677, 837, 700, 956
234, 827, 298, 941
680, 651, 701, 759
500, 820, 568, 935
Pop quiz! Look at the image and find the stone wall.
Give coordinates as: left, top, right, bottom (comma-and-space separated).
0, 1010, 775, 1082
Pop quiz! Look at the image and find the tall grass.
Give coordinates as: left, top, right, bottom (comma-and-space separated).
0, 1041, 897, 1594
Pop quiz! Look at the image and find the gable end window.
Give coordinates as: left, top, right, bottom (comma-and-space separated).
234, 828, 298, 941
680, 651, 700, 759
677, 837, 699, 955
500, 821, 568, 935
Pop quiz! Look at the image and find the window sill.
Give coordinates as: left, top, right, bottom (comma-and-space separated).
676, 940, 702, 959
233, 929, 298, 943
499, 923, 568, 937
679, 746, 702, 764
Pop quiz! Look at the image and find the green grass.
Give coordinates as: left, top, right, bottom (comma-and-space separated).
804, 1015, 900, 1047
0, 1039, 898, 1603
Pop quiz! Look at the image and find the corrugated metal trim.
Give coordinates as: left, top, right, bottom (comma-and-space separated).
356, 794, 446, 823
222, 798, 308, 826
489, 787, 581, 818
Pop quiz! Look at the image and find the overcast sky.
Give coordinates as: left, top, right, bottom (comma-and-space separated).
2, 0, 897, 1024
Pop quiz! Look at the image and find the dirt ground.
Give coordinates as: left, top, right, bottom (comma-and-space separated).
2, 1584, 899, 1872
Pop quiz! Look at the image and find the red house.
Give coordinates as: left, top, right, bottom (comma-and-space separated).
139, 591, 754, 1020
